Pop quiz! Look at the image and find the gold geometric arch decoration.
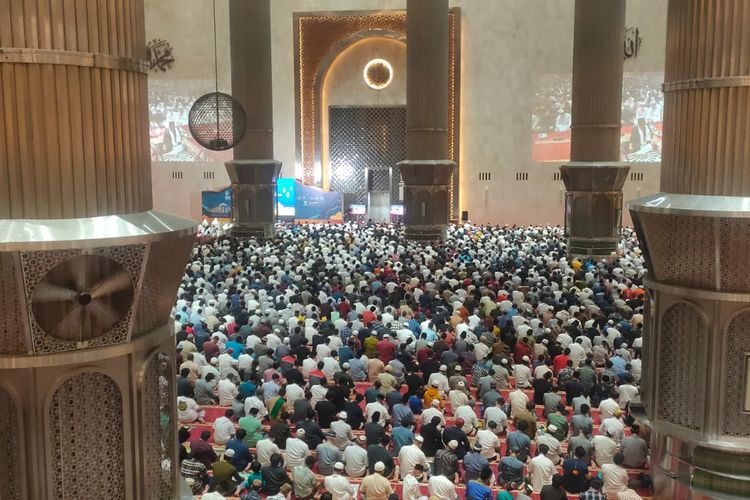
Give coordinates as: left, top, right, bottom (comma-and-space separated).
294, 9, 460, 217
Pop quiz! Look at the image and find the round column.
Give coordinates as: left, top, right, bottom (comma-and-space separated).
630, 2, 750, 497
0, 1, 195, 498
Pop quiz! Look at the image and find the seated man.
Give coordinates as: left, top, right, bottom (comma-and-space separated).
211, 450, 244, 495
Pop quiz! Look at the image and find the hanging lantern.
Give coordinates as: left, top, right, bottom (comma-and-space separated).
189, 92, 247, 151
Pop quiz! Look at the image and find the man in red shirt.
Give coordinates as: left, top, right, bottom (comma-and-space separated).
338, 299, 351, 319
362, 306, 377, 326
376, 334, 397, 364
417, 342, 433, 365
202, 335, 220, 363
553, 348, 571, 376
513, 340, 531, 364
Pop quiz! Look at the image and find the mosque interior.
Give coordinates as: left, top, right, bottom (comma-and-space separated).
1, 0, 750, 499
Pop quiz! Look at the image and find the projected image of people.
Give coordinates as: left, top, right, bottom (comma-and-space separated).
532, 72, 663, 163
148, 80, 232, 162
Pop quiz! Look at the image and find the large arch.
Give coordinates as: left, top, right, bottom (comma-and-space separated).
293, 9, 460, 217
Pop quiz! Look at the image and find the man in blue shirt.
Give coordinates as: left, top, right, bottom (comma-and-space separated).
226, 429, 253, 471
463, 443, 489, 482
225, 336, 244, 359
392, 393, 415, 428
390, 419, 414, 456
506, 421, 532, 462
561, 446, 590, 493
499, 448, 525, 489
465, 466, 494, 500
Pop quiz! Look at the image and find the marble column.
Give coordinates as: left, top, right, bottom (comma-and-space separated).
398, 0, 455, 242
0, 1, 195, 498
629, 2, 750, 498
560, 0, 629, 257
226, 0, 281, 238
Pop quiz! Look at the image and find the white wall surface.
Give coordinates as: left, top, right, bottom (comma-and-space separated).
146, 0, 667, 224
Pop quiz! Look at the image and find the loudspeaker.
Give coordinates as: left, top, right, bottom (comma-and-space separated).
461, 211, 469, 222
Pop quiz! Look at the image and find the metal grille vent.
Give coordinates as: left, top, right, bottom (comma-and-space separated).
329, 106, 406, 210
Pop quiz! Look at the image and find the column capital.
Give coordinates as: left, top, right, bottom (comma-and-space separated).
398, 159, 455, 186
224, 160, 282, 185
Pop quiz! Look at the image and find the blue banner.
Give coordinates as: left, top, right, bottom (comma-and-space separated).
201, 187, 232, 219
294, 181, 343, 221
276, 177, 296, 218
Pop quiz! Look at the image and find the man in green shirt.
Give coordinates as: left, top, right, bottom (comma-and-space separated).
238, 407, 264, 448
546, 404, 569, 442
292, 456, 319, 500
211, 449, 243, 494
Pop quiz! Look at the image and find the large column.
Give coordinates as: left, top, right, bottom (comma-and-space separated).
0, 1, 194, 499
629, 2, 750, 498
398, 0, 455, 242
226, 0, 281, 238
560, 0, 629, 257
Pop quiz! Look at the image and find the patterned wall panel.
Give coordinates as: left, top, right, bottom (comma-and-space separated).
640, 213, 716, 289
132, 237, 195, 339
719, 219, 750, 292
329, 106, 405, 211
142, 353, 174, 500
51, 372, 125, 500
658, 302, 707, 432
722, 311, 750, 437
0, 387, 21, 500
0, 254, 27, 354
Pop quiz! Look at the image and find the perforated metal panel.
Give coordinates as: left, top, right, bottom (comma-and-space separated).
329, 106, 406, 210
723, 311, 750, 437
0, 254, 27, 354
658, 302, 707, 432
0, 387, 21, 499
51, 372, 125, 500
142, 353, 174, 500
720, 219, 750, 292
641, 213, 716, 288
133, 237, 195, 339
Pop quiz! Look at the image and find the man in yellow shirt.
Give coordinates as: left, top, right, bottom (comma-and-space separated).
360, 461, 394, 500
423, 381, 444, 409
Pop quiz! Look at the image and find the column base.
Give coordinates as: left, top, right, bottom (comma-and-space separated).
398, 159, 455, 242
567, 236, 619, 257
225, 160, 282, 234
403, 224, 448, 242
560, 162, 629, 259
229, 222, 275, 239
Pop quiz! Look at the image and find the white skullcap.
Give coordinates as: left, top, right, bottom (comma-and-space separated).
522, 356, 530, 362
448, 440, 458, 450
432, 399, 441, 407
374, 461, 385, 472
334, 462, 344, 471
439, 365, 447, 372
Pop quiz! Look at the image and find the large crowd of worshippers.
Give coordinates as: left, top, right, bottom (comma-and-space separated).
173, 222, 651, 500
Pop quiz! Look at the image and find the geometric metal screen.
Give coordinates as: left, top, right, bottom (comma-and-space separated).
329, 106, 406, 211
51, 371, 125, 500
